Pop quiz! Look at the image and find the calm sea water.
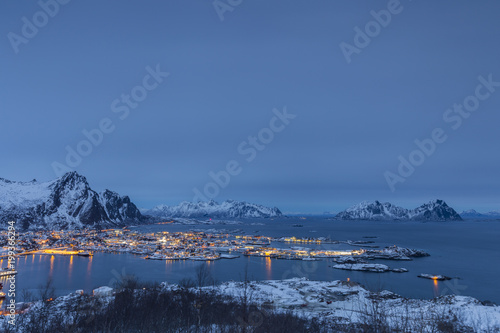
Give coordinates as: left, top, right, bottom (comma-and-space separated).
4, 218, 500, 305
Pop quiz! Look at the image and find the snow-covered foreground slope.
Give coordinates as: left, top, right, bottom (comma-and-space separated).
206, 278, 500, 332
335, 199, 462, 221
8, 278, 498, 332
144, 200, 282, 219
0, 172, 144, 229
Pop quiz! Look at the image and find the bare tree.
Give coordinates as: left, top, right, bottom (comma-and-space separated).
195, 263, 214, 288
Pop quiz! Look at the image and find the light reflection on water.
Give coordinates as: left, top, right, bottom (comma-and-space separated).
68, 255, 73, 280
49, 255, 54, 279
86, 255, 93, 280
433, 278, 439, 298
265, 257, 272, 280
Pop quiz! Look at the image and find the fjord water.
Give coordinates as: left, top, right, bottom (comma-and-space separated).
9, 218, 500, 304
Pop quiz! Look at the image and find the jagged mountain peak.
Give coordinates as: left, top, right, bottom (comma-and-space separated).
101, 188, 128, 200
411, 199, 461, 221
51, 171, 89, 188
421, 199, 446, 207
60, 171, 87, 181
145, 200, 282, 219
99, 189, 141, 223
461, 209, 479, 214
0, 173, 144, 230
335, 199, 462, 221
460, 209, 500, 219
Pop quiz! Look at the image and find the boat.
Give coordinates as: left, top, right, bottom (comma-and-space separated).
418, 274, 451, 281
292, 224, 304, 227
219, 254, 239, 259
77, 251, 93, 257
0, 291, 5, 299
146, 253, 166, 260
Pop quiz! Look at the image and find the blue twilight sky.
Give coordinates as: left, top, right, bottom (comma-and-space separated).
1, 0, 499, 213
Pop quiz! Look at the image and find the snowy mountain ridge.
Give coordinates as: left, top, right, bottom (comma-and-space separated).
0, 172, 144, 229
460, 209, 500, 219
144, 200, 282, 219
335, 199, 462, 221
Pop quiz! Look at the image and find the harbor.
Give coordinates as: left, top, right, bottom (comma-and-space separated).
4, 228, 383, 263
0, 219, 499, 304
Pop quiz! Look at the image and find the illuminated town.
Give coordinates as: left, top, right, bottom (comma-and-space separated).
0, 228, 370, 263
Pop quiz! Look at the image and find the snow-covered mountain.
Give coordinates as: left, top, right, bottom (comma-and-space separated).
99, 189, 143, 223
459, 209, 483, 218
334, 201, 408, 221
410, 199, 462, 221
0, 172, 144, 229
460, 209, 500, 219
335, 199, 462, 221
144, 200, 282, 219
486, 210, 500, 217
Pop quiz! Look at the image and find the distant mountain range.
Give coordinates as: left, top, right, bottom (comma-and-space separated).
460, 209, 500, 219
142, 200, 282, 219
2, 172, 495, 229
334, 200, 462, 221
0, 172, 282, 229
